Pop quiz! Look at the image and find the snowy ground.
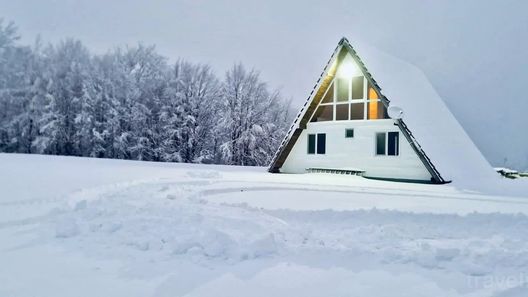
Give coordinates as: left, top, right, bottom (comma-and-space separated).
1, 154, 528, 297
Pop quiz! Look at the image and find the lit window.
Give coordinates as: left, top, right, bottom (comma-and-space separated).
309, 54, 392, 122
367, 84, 389, 120
321, 82, 334, 103
336, 78, 349, 102
367, 99, 389, 120
351, 76, 364, 100
368, 86, 378, 100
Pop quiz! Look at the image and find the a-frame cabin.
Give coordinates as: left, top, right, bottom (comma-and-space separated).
269, 38, 497, 184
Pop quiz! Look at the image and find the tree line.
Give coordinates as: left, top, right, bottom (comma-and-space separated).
0, 19, 293, 166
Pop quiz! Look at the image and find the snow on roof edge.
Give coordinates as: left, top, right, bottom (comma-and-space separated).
348, 39, 499, 187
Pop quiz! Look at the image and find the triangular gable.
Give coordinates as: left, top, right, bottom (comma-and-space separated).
268, 38, 447, 184
309, 54, 389, 123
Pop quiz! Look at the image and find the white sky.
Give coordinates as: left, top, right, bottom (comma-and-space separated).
2, 0, 527, 169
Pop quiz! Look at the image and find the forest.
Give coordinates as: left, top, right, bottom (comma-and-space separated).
0, 19, 294, 166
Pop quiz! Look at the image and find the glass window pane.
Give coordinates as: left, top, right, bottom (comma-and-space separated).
368, 84, 378, 99
317, 133, 326, 154
336, 78, 349, 102
345, 129, 354, 138
388, 132, 399, 156
352, 76, 364, 99
321, 81, 334, 103
376, 133, 386, 155
350, 103, 364, 120
367, 99, 378, 120
379, 103, 389, 119
311, 105, 333, 122
308, 134, 316, 154
368, 100, 389, 120
335, 104, 349, 121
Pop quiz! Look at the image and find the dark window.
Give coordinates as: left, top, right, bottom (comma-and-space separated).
388, 132, 399, 156
311, 105, 333, 122
321, 82, 334, 103
345, 129, 354, 138
380, 104, 389, 119
336, 78, 349, 102
308, 134, 316, 154
352, 76, 364, 99
335, 104, 349, 121
317, 133, 326, 154
350, 103, 364, 120
376, 133, 386, 155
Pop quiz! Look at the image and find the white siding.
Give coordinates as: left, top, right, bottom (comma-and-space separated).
280, 119, 432, 181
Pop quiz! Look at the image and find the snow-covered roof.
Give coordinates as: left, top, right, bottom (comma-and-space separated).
347, 39, 498, 185
270, 38, 499, 187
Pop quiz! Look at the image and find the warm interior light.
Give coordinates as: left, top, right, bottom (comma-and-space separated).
337, 55, 360, 78
369, 87, 379, 119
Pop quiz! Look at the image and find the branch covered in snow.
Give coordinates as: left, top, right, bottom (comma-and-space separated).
0, 20, 294, 166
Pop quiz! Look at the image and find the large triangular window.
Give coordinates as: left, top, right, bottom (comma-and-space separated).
310, 53, 388, 122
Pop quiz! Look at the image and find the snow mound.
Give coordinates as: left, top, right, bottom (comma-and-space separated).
38, 179, 528, 287
43, 181, 286, 263
183, 263, 475, 297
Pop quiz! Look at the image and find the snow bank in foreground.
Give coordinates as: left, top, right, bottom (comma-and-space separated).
31, 179, 528, 296
183, 264, 474, 297
1, 154, 528, 297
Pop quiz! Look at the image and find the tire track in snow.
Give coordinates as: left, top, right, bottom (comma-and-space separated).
197, 180, 528, 208
0, 178, 215, 228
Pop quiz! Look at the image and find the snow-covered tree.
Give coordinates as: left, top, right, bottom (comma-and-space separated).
36, 39, 92, 155
160, 60, 220, 163
219, 64, 291, 166
0, 20, 293, 167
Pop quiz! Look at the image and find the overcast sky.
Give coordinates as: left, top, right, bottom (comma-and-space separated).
2, 0, 527, 169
